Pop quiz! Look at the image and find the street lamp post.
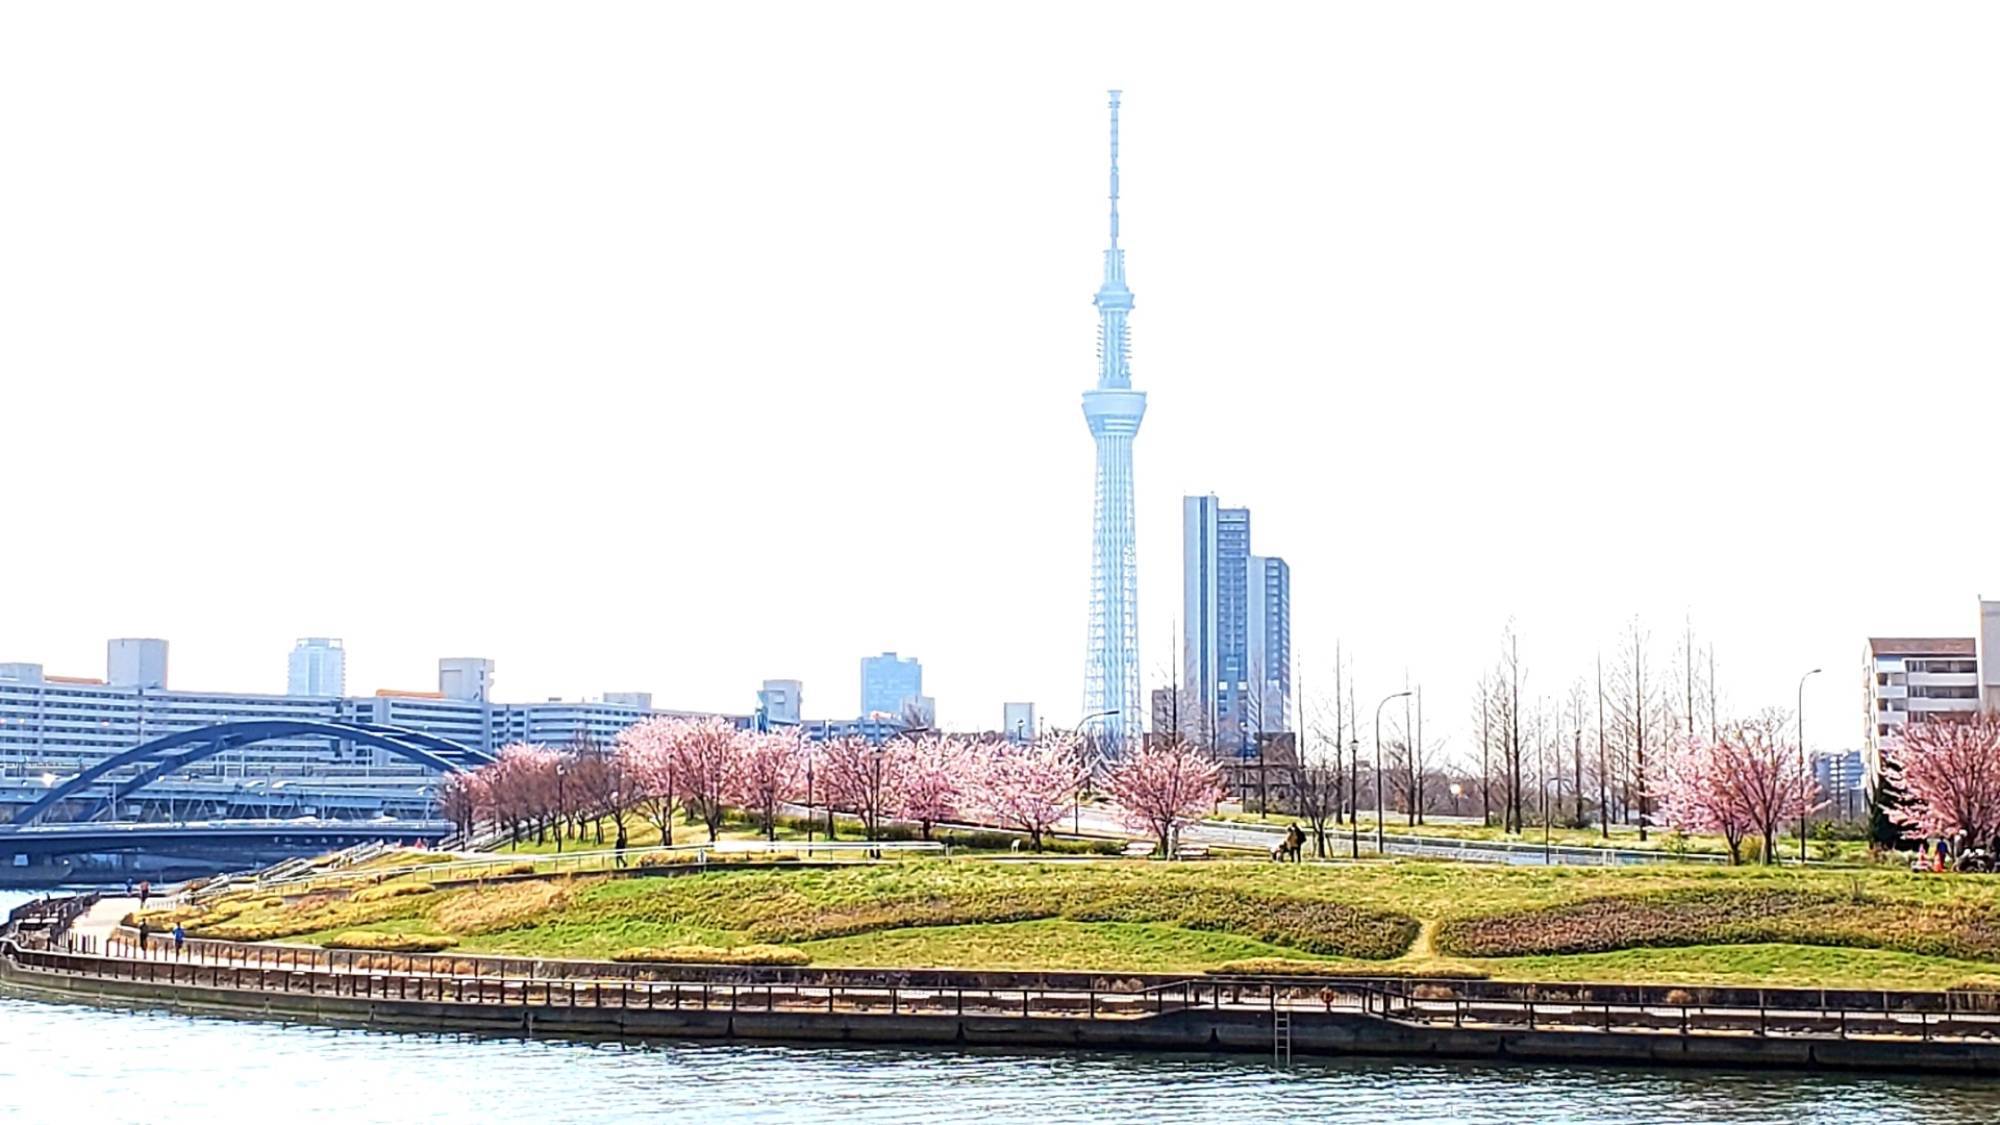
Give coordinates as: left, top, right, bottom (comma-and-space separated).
1375, 691, 1412, 857
1076, 709, 1120, 836
1798, 666, 1822, 863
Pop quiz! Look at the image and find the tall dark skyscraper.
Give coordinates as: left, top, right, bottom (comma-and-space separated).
1182, 495, 1291, 753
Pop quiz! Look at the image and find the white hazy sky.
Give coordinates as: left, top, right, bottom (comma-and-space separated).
4, 3, 1995, 759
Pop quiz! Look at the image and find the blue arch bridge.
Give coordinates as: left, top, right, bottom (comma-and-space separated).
0, 721, 493, 870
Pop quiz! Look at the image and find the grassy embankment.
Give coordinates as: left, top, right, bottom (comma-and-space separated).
136, 856, 2000, 989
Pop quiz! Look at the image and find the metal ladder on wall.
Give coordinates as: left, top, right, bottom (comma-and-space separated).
1273, 1009, 1293, 1068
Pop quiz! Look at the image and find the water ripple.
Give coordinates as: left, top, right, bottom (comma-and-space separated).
5, 995, 2000, 1124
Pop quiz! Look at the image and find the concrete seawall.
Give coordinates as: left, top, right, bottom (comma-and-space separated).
9, 952, 2000, 1075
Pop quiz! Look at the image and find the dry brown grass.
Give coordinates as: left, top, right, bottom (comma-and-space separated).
431, 877, 586, 935
353, 882, 437, 904
323, 930, 458, 953
611, 944, 810, 966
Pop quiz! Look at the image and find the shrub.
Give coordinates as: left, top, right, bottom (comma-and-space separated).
1434, 887, 2000, 962
127, 905, 225, 929
1209, 959, 1487, 980
354, 883, 437, 903
431, 878, 580, 935
323, 931, 458, 953
740, 879, 1419, 960
611, 944, 810, 966
636, 852, 697, 869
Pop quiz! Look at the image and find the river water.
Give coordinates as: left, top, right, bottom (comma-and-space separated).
7, 891, 2000, 1123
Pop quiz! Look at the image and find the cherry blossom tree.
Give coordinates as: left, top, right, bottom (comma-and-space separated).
438, 770, 487, 842
1884, 713, 2000, 852
1107, 739, 1223, 857
888, 733, 967, 841
485, 742, 560, 849
616, 718, 681, 846
734, 728, 806, 840
1653, 712, 1813, 864
972, 732, 1083, 851
816, 736, 897, 840
670, 716, 744, 843
1653, 734, 1752, 863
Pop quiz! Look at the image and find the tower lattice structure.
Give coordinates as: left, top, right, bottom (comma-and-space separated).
1081, 90, 1146, 759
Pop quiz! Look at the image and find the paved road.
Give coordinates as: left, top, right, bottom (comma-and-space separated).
1053, 805, 1714, 866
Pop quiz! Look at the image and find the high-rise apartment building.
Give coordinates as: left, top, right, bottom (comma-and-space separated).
107, 638, 168, 690
1182, 495, 1292, 753
438, 657, 494, 703
1863, 636, 1982, 788
1247, 555, 1293, 734
1002, 702, 1037, 742
287, 638, 346, 697
1982, 599, 2000, 711
860, 652, 923, 719
759, 679, 803, 726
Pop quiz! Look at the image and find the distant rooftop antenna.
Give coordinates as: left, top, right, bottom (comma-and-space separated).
1107, 89, 1121, 249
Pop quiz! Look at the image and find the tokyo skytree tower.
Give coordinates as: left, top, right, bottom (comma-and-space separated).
1081, 90, 1146, 758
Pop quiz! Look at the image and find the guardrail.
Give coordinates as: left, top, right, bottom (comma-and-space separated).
2, 891, 99, 950
192, 839, 949, 900
6, 940, 1200, 1022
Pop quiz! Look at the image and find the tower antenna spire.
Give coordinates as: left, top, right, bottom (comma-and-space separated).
1107, 89, 1121, 249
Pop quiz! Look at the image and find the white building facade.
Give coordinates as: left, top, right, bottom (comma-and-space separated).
287, 638, 346, 697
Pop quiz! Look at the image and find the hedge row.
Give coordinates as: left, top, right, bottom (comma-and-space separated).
323, 930, 458, 953
742, 884, 1418, 961
1433, 888, 2000, 962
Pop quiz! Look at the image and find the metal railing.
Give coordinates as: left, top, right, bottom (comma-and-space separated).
2, 891, 99, 950
4, 941, 1195, 1022
16, 926, 2000, 1046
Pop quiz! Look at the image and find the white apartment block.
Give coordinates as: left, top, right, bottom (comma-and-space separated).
1863, 635, 1983, 787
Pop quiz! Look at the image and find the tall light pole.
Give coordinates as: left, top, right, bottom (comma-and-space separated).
1798, 667, 1822, 863
1375, 691, 1412, 857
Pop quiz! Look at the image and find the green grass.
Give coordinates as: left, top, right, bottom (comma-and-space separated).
1213, 812, 1880, 862
797, 920, 1311, 972
192, 857, 2000, 988
1476, 944, 2000, 990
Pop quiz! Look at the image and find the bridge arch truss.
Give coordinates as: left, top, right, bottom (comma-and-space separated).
1, 720, 493, 831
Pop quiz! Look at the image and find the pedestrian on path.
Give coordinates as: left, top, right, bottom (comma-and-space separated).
138, 880, 151, 910
136, 922, 151, 956
172, 923, 185, 956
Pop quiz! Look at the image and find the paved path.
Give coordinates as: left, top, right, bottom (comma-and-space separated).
72, 895, 138, 947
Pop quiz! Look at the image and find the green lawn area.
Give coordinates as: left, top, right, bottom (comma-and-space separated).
177, 857, 2000, 990
1213, 811, 1873, 862
1473, 944, 2000, 991
797, 920, 1308, 971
